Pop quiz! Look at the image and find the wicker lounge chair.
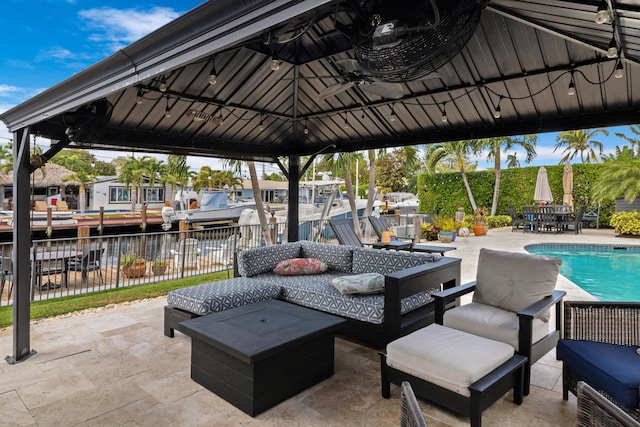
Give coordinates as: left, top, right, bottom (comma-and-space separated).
577, 381, 640, 427
558, 301, 640, 420
400, 381, 428, 427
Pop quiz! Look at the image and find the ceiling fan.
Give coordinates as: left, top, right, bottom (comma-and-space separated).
316, 58, 439, 100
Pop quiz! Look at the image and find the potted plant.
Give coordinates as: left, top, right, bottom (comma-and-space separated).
121, 253, 146, 278
152, 259, 168, 275
434, 216, 455, 243
420, 222, 439, 241
472, 207, 489, 236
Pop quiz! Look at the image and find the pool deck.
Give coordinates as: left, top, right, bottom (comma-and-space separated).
0, 226, 630, 426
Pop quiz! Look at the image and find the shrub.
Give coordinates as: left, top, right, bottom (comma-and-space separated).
488, 215, 511, 229
610, 211, 640, 235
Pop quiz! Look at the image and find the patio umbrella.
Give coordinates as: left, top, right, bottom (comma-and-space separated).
562, 163, 574, 210
534, 166, 553, 204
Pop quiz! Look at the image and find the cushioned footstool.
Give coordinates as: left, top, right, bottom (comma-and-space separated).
381, 324, 527, 427
164, 277, 282, 337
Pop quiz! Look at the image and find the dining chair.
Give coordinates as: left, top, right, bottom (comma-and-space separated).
0, 255, 13, 301
68, 243, 105, 286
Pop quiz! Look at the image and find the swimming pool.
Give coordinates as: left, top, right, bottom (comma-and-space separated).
525, 244, 640, 301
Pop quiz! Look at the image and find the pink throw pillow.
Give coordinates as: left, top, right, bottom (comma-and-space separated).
274, 258, 328, 276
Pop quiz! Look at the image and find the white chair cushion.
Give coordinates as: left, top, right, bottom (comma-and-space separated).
386, 324, 514, 397
473, 248, 561, 321
443, 302, 550, 351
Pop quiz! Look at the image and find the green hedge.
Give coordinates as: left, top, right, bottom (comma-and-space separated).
417, 164, 614, 226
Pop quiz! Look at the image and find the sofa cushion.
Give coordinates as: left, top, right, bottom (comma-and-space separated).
331, 273, 385, 295
274, 258, 328, 275
352, 247, 440, 275
236, 242, 301, 277
386, 324, 514, 397
300, 240, 355, 273
443, 302, 550, 352
557, 339, 640, 409
166, 278, 282, 315
255, 272, 435, 325
473, 248, 561, 321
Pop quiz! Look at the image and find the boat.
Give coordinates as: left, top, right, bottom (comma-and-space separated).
237, 178, 381, 244
386, 192, 419, 214
170, 189, 256, 224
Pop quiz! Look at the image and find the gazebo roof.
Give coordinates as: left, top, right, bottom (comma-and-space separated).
1, 0, 639, 163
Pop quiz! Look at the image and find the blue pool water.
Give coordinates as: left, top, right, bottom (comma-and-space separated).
525, 244, 640, 301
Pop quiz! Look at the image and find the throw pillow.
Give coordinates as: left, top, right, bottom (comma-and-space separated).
273, 258, 328, 276
331, 273, 385, 295
473, 248, 562, 321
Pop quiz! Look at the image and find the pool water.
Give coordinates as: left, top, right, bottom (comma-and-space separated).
525, 244, 640, 301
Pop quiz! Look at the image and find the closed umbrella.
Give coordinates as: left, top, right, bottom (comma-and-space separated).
562, 163, 574, 210
534, 166, 553, 204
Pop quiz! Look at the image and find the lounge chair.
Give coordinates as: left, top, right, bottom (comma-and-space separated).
433, 248, 566, 395
557, 301, 640, 419
400, 381, 428, 427
577, 381, 640, 427
171, 238, 201, 272
367, 216, 456, 256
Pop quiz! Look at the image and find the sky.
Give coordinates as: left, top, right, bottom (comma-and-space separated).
0, 0, 636, 177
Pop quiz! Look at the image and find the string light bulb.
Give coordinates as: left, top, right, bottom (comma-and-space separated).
164, 95, 171, 118
567, 79, 576, 96
607, 35, 618, 58
595, 1, 609, 24
159, 76, 167, 92
390, 105, 396, 122
136, 88, 143, 105
303, 119, 309, 135
270, 54, 280, 71
615, 61, 624, 79
343, 114, 349, 129
258, 114, 264, 132
493, 96, 502, 119
440, 104, 448, 123
208, 57, 217, 85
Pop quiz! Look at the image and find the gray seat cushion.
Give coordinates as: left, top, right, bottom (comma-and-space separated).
255, 272, 435, 324
167, 277, 282, 315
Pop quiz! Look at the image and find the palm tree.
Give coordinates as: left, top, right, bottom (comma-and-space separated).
225, 159, 272, 246
424, 140, 479, 211
506, 153, 520, 168
118, 155, 152, 214
164, 155, 193, 206
554, 129, 608, 164
320, 151, 365, 239
476, 135, 537, 216
144, 157, 164, 205
59, 153, 96, 216
592, 149, 640, 202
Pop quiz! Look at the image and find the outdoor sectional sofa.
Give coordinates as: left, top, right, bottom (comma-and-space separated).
165, 240, 461, 347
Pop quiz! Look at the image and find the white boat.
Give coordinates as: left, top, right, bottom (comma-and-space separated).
170, 189, 256, 224
386, 192, 419, 214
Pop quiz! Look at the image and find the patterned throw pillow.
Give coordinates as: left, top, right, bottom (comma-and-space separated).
331, 273, 385, 295
273, 258, 328, 276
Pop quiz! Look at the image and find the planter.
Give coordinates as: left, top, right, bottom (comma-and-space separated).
438, 230, 454, 243
123, 262, 146, 278
472, 225, 486, 236
152, 265, 168, 275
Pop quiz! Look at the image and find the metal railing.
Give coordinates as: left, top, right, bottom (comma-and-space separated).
0, 217, 347, 307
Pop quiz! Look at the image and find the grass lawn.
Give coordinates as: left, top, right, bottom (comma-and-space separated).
0, 271, 229, 328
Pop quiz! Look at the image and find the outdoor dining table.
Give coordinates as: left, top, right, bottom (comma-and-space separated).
31, 249, 82, 291
521, 205, 573, 233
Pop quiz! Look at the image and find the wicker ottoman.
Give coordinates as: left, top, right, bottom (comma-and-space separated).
164, 277, 282, 337
381, 324, 527, 427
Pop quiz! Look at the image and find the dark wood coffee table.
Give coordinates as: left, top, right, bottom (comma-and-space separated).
180, 299, 346, 416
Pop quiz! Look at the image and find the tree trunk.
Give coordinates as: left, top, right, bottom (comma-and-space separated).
130, 184, 138, 215
79, 183, 86, 216
344, 165, 362, 240
364, 149, 376, 241
461, 170, 477, 211
491, 166, 501, 216
248, 161, 272, 245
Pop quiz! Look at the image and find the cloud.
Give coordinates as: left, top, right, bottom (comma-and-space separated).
78, 7, 183, 53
